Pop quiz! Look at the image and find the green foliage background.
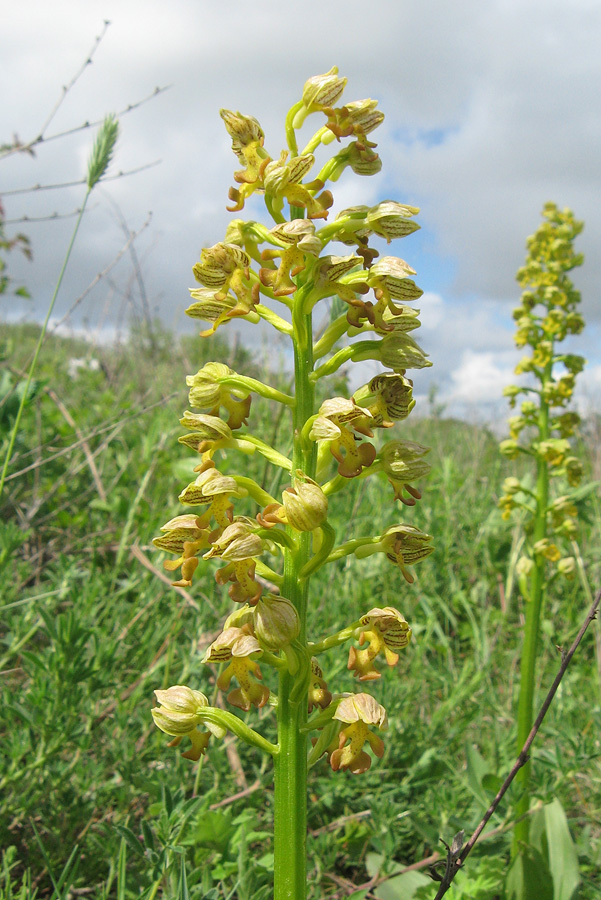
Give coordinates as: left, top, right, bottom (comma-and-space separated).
1, 323, 600, 899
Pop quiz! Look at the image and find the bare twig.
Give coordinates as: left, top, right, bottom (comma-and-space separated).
50, 211, 153, 333
1, 67, 170, 162
209, 779, 261, 810
22, 420, 125, 522
0, 22, 111, 162
130, 542, 215, 614
45, 388, 107, 502
431, 586, 601, 900
2, 208, 84, 225
0, 214, 153, 416
103, 194, 156, 349
1, 160, 161, 196
35, 21, 112, 143
3, 390, 177, 481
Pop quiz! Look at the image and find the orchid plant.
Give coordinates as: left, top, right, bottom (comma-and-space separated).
150, 68, 434, 899
498, 203, 586, 855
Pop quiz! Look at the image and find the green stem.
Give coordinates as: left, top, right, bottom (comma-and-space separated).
310, 620, 361, 655
312, 315, 351, 360
298, 521, 336, 579
199, 709, 279, 756
219, 375, 295, 408
513, 363, 551, 853
232, 476, 279, 507
273, 271, 316, 900
285, 101, 303, 155
237, 434, 293, 471
0, 192, 91, 499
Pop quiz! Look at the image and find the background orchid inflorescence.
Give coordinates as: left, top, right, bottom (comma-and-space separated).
498, 202, 591, 855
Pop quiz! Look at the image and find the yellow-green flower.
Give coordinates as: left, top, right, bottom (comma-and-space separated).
310, 397, 375, 478
353, 374, 415, 427
205, 627, 270, 711
330, 693, 388, 774
379, 440, 431, 504
301, 66, 347, 114
153, 514, 211, 587
186, 362, 252, 429
348, 607, 411, 681
380, 524, 434, 583
263, 151, 333, 220
152, 685, 225, 761
220, 108, 269, 211
178, 460, 245, 531
204, 519, 266, 603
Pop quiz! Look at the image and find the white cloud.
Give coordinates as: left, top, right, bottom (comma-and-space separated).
447, 350, 515, 406
2, 0, 600, 418
418, 292, 445, 331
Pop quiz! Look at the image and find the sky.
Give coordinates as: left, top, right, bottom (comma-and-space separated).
1, 0, 600, 420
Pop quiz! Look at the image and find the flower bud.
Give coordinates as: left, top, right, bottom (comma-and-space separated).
366, 201, 420, 242
564, 456, 584, 487
515, 556, 534, 578
302, 67, 347, 111
557, 557, 576, 579
369, 333, 432, 372
152, 685, 210, 736
220, 109, 264, 157
499, 439, 520, 459
533, 539, 561, 562
281, 477, 328, 532
308, 658, 332, 712
502, 477, 522, 496
254, 594, 300, 650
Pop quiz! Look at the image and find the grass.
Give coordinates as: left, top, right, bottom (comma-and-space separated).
1, 322, 600, 898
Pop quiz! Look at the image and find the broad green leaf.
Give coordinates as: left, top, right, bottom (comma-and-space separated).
373, 870, 431, 900
506, 844, 553, 900
465, 743, 490, 807
531, 799, 581, 900
365, 853, 431, 900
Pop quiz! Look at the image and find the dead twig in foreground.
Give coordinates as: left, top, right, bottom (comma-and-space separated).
431, 586, 601, 900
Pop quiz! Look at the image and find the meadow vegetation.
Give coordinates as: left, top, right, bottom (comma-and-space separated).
1, 321, 600, 899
